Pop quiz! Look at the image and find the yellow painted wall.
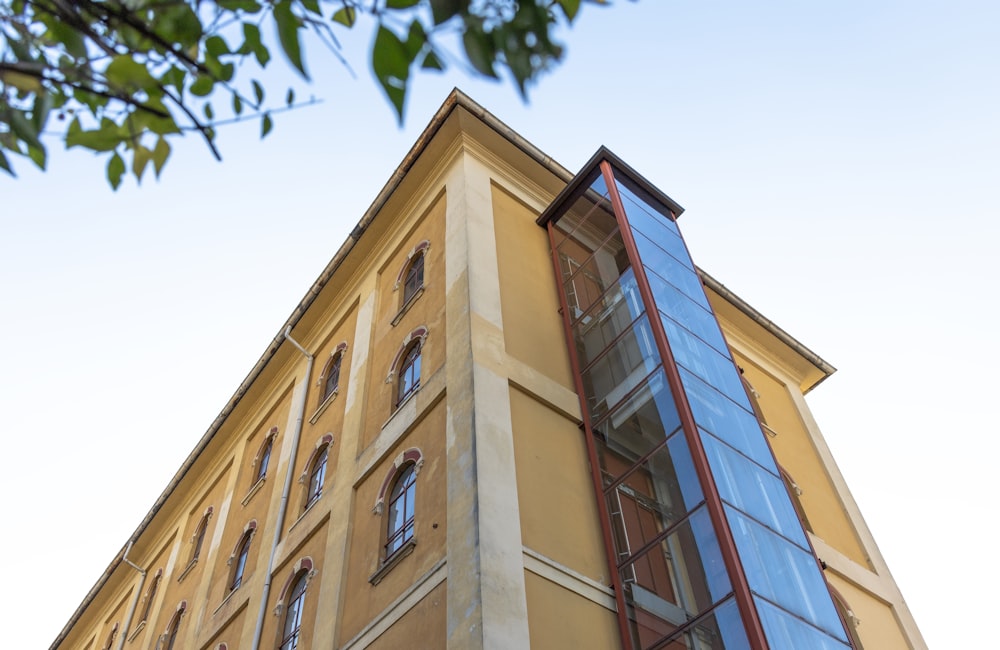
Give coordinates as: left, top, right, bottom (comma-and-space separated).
829, 574, 911, 650
524, 571, 620, 649
509, 384, 608, 585
492, 183, 574, 391
364, 582, 448, 650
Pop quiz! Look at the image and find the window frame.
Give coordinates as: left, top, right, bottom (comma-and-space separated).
395, 341, 422, 407
274, 558, 314, 650
139, 570, 162, 624
227, 520, 257, 593
391, 240, 430, 325
370, 448, 424, 584
384, 463, 417, 559
298, 434, 333, 513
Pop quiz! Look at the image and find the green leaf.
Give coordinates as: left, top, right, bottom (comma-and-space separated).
0, 149, 13, 177
387, 0, 420, 8
133, 144, 152, 182
27, 144, 46, 171
233, 93, 244, 115
252, 79, 264, 106
239, 22, 262, 54
106, 55, 159, 91
462, 28, 497, 78
332, 7, 356, 27
0, 70, 42, 94
301, 0, 322, 15
217, 0, 261, 11
107, 152, 126, 190
429, 0, 462, 25
66, 127, 122, 152
372, 25, 412, 120
31, 91, 54, 133
136, 98, 180, 136
204, 103, 214, 120
10, 110, 43, 151
190, 74, 215, 97
274, 0, 309, 79
47, 21, 87, 59
557, 0, 581, 22
421, 50, 444, 71
261, 112, 273, 138
405, 20, 427, 58
159, 3, 203, 49
152, 137, 171, 178
286, 88, 295, 106
205, 35, 230, 58
162, 66, 186, 92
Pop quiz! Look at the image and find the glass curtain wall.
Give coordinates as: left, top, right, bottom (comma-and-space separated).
543, 154, 852, 650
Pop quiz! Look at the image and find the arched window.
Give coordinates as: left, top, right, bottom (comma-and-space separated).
829, 584, 865, 649
396, 341, 421, 407
139, 570, 162, 623
101, 623, 118, 650
323, 353, 342, 401
190, 508, 213, 563
305, 445, 328, 510
279, 571, 309, 650
385, 464, 416, 557
160, 602, 185, 650
402, 251, 425, 305
229, 527, 255, 592
256, 437, 273, 483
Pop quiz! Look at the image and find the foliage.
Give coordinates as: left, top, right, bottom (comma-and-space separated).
0, 0, 592, 188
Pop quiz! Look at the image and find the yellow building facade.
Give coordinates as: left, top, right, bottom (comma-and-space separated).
51, 92, 926, 650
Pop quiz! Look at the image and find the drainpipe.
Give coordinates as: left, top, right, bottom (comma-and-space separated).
251, 326, 313, 650
115, 541, 146, 650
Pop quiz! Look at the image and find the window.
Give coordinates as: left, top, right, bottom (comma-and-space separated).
402, 251, 425, 305
279, 571, 308, 650
396, 341, 421, 407
101, 623, 118, 650
305, 446, 328, 510
139, 571, 162, 623
159, 603, 185, 650
191, 510, 211, 562
385, 464, 416, 558
230, 532, 252, 592
256, 437, 273, 483
322, 353, 342, 401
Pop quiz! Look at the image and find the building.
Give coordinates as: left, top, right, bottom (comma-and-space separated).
51, 90, 926, 650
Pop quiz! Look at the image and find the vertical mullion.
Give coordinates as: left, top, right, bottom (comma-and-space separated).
600, 160, 770, 650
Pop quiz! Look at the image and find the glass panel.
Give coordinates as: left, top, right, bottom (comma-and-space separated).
654, 598, 751, 650
582, 317, 660, 420
552, 175, 616, 247
603, 434, 705, 563
635, 233, 710, 310
679, 368, 774, 469
595, 384, 683, 475
756, 597, 852, 650
727, 507, 848, 641
572, 269, 645, 367
700, 430, 807, 548
560, 232, 630, 318
621, 192, 690, 270
591, 365, 669, 438
615, 176, 680, 237
647, 270, 729, 357
621, 507, 732, 648
662, 317, 748, 409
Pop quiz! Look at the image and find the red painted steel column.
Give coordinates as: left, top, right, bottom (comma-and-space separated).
600, 161, 770, 650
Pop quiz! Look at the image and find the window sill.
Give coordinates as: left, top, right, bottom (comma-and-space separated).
288, 494, 323, 533
369, 537, 417, 585
391, 286, 425, 327
127, 620, 145, 642
309, 389, 338, 425
241, 476, 266, 507
177, 558, 198, 583
213, 584, 241, 616
382, 384, 421, 430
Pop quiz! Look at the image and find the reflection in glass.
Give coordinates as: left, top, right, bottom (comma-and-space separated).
647, 270, 730, 357
727, 508, 848, 641
581, 316, 659, 416
553, 175, 616, 247
634, 235, 709, 309
560, 232, 630, 319
679, 368, 774, 469
655, 598, 751, 650
572, 269, 645, 368
662, 316, 748, 409
756, 597, 852, 650
621, 507, 732, 649
701, 431, 807, 548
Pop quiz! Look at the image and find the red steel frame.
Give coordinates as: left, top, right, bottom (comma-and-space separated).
544, 161, 771, 650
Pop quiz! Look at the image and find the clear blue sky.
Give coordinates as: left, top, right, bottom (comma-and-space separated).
2, 2, 997, 647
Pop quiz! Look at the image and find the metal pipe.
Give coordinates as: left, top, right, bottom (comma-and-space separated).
115, 541, 146, 650
250, 326, 313, 650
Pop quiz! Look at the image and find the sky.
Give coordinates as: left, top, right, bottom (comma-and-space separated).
2, 1, 997, 647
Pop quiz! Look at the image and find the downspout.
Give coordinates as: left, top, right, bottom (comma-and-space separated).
251, 326, 313, 650
115, 541, 146, 650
